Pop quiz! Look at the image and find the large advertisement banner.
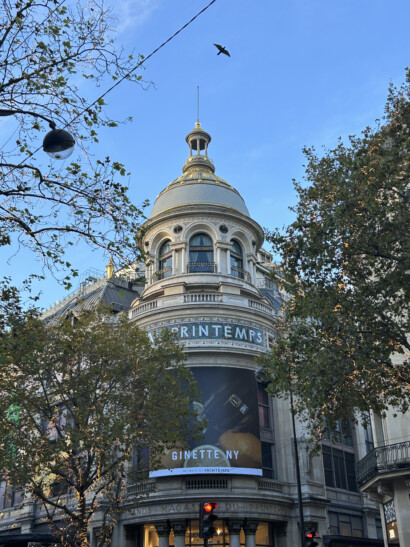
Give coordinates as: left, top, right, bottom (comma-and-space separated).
150, 367, 262, 477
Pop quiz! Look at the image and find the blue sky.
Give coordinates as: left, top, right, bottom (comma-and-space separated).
1, 0, 410, 310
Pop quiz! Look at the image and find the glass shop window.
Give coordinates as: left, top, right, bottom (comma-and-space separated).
142, 521, 273, 547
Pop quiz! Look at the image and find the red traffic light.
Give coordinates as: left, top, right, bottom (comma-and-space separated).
306, 532, 317, 538
203, 502, 218, 512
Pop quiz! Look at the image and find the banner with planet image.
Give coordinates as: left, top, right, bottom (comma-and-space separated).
150, 367, 262, 477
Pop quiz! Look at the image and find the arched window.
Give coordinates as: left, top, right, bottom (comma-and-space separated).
188, 233, 215, 273
230, 239, 244, 278
157, 240, 172, 279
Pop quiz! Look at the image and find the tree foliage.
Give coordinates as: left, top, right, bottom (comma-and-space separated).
261, 69, 410, 437
0, 288, 198, 546
0, 0, 148, 284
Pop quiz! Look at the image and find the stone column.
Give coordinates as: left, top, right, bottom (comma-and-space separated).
172, 242, 186, 275
171, 519, 188, 547
227, 519, 243, 547
243, 520, 259, 547
156, 522, 171, 547
246, 254, 256, 285
216, 241, 231, 275
111, 523, 127, 547
393, 479, 410, 546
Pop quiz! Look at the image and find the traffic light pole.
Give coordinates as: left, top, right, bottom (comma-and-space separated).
290, 391, 306, 547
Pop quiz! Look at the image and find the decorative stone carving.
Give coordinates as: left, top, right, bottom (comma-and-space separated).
155, 522, 171, 536
227, 519, 243, 534
171, 520, 189, 535
243, 519, 259, 535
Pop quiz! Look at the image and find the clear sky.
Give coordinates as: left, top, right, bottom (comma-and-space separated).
1, 0, 409, 310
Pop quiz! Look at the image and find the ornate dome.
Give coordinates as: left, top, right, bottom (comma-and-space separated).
149, 123, 250, 219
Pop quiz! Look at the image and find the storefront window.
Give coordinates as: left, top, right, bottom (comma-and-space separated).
143, 522, 272, 547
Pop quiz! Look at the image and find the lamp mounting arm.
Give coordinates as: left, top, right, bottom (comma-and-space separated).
0, 108, 57, 129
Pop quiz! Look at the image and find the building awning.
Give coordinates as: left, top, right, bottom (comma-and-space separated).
0, 533, 59, 546
323, 536, 384, 546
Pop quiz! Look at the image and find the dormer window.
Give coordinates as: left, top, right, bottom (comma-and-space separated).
188, 233, 215, 273
157, 240, 172, 279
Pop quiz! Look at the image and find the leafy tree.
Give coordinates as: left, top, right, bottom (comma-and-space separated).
0, 289, 198, 546
261, 69, 410, 437
0, 0, 148, 285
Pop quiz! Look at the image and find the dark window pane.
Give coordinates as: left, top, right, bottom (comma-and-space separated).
261, 442, 273, 468
261, 442, 274, 479
159, 241, 172, 256
352, 516, 363, 537
322, 446, 334, 487
259, 406, 270, 428
333, 449, 347, 490
345, 452, 358, 492
13, 488, 24, 506
257, 383, 269, 405
340, 522, 352, 536
262, 468, 274, 479
328, 513, 338, 526
190, 234, 212, 247
375, 518, 383, 540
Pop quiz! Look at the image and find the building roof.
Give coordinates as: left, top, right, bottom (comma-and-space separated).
149, 123, 250, 219
42, 272, 143, 324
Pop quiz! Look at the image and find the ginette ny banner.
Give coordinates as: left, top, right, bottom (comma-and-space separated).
150, 367, 262, 477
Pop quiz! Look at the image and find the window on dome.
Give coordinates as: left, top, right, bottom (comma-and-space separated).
157, 240, 172, 279
188, 233, 215, 273
230, 239, 244, 279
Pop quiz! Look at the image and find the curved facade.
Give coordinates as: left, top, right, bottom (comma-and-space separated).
105, 124, 384, 547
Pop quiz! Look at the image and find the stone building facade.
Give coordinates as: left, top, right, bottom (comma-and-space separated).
0, 123, 403, 547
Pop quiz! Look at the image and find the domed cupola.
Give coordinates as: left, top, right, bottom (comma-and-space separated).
149, 123, 250, 219
182, 122, 215, 173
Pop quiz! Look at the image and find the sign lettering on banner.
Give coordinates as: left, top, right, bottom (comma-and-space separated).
148, 321, 264, 346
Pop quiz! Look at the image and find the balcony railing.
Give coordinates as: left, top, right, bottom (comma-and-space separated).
187, 262, 217, 273
130, 292, 274, 319
154, 266, 172, 280
231, 266, 251, 283
357, 441, 410, 486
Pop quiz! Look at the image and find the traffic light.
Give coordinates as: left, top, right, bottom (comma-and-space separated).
305, 529, 318, 547
199, 501, 218, 539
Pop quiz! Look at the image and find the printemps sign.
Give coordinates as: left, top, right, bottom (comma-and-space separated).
148, 321, 265, 347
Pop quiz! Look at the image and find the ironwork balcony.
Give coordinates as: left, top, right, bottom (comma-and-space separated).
230, 266, 251, 283
187, 261, 217, 273
154, 267, 172, 280
357, 441, 410, 486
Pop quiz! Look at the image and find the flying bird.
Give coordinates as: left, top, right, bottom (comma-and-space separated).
214, 43, 230, 57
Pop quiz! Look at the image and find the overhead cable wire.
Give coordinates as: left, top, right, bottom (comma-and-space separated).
69, 0, 217, 127
3, 0, 218, 175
